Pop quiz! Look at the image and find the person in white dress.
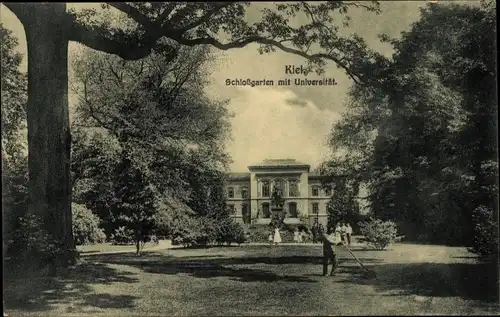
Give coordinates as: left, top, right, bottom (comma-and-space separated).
273, 227, 282, 245
293, 229, 300, 243
268, 231, 273, 245
334, 224, 343, 246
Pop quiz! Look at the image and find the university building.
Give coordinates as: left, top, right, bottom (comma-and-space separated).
226, 159, 333, 227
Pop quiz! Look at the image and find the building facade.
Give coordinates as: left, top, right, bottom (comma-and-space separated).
226, 159, 333, 228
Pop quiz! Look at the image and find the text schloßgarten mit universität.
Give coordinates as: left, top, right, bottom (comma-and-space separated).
225, 77, 337, 87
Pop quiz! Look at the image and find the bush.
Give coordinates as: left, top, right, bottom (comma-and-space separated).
213, 218, 246, 246
169, 214, 247, 247
170, 214, 209, 247
6, 213, 60, 270
469, 206, 498, 258
72, 203, 106, 245
110, 226, 135, 245
358, 218, 401, 250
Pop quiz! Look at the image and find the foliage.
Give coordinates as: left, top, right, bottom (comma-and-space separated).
469, 206, 498, 258
0, 24, 50, 268
358, 219, 400, 250
5, 212, 61, 270
324, 178, 360, 232
213, 218, 247, 246
110, 226, 136, 245
169, 213, 246, 247
1, 24, 27, 151
170, 214, 210, 247
72, 203, 106, 245
70, 41, 232, 247
322, 3, 498, 252
4, 1, 384, 266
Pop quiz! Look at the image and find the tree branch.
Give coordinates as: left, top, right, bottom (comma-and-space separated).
176, 35, 363, 84
69, 2, 368, 83
177, 3, 235, 33
156, 3, 177, 25
3, 3, 32, 23
68, 21, 158, 60
107, 2, 157, 30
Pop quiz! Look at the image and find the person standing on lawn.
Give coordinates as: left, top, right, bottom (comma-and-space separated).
346, 223, 353, 245
273, 227, 282, 245
293, 228, 300, 243
341, 222, 348, 244
298, 230, 304, 243
320, 228, 340, 276
335, 223, 342, 242
311, 224, 318, 243
268, 231, 274, 245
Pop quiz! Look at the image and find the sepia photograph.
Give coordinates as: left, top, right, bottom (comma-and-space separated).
1, 1, 498, 316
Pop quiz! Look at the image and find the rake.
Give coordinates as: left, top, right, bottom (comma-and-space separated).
341, 241, 377, 279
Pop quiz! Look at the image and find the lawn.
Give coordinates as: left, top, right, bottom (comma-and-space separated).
4, 243, 499, 316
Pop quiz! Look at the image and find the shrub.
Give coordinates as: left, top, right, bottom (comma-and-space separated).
110, 226, 135, 245
469, 206, 498, 258
72, 203, 106, 245
6, 213, 60, 270
170, 214, 248, 247
245, 229, 269, 243
358, 218, 401, 250
170, 214, 208, 247
213, 218, 246, 246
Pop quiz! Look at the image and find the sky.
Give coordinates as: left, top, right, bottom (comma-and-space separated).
1, 1, 473, 172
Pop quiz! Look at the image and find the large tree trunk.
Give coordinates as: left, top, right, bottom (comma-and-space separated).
23, 4, 76, 267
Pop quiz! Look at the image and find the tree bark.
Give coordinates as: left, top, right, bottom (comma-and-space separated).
23, 4, 76, 266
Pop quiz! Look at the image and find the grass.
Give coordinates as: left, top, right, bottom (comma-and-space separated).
4, 243, 499, 316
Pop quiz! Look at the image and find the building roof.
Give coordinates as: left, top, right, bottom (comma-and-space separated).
308, 171, 335, 180
227, 172, 250, 181
226, 170, 339, 182
248, 158, 311, 171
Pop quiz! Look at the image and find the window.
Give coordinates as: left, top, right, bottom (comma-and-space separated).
228, 187, 234, 198
288, 202, 298, 218
262, 181, 270, 197
312, 186, 319, 197
325, 188, 331, 196
228, 204, 235, 214
312, 203, 319, 214
289, 180, 298, 197
241, 187, 248, 199
262, 203, 270, 218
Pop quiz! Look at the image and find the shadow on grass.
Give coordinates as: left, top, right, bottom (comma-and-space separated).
88, 253, 321, 283
3, 261, 140, 312
337, 262, 499, 303
84, 252, 384, 285
104, 251, 496, 304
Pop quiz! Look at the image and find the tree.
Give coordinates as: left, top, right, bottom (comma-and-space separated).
1, 24, 29, 264
326, 178, 360, 232
70, 39, 233, 253
323, 2, 497, 251
2, 2, 382, 265
1, 24, 27, 155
